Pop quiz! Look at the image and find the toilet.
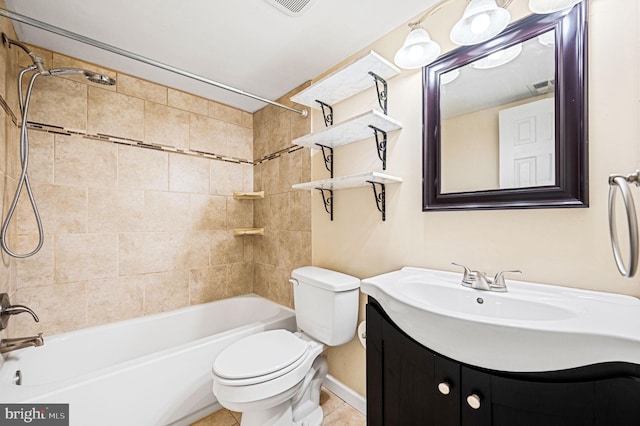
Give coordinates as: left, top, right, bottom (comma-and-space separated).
211, 266, 360, 426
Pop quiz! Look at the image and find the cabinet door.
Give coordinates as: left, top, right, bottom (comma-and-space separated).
490, 374, 595, 426
367, 301, 454, 425
595, 376, 640, 425
461, 367, 492, 426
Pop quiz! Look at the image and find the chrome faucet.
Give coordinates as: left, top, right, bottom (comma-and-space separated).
0, 333, 44, 354
452, 263, 521, 292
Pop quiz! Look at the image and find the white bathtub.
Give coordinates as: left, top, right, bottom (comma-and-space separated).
0, 294, 296, 425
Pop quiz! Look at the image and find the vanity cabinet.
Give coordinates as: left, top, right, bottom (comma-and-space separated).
366, 298, 640, 426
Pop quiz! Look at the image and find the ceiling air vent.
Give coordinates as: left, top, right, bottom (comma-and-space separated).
263, 0, 319, 16
528, 79, 555, 96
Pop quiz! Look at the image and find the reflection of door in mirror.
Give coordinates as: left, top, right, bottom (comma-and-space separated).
499, 97, 555, 188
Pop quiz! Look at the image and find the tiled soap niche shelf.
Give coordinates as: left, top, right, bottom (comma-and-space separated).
292, 172, 403, 222
232, 191, 264, 236
290, 51, 403, 221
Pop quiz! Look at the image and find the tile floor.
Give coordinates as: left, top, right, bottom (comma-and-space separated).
190, 387, 365, 426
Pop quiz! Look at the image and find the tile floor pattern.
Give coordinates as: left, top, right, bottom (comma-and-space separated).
191, 387, 365, 426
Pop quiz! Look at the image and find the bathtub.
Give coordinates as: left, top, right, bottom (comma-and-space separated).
0, 294, 296, 425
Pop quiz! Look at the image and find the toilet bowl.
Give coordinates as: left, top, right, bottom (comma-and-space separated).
212, 330, 326, 425
211, 266, 360, 426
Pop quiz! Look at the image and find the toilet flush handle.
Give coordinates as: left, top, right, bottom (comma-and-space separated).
289, 279, 299, 287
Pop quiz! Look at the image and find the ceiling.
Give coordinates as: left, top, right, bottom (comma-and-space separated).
3, 0, 437, 112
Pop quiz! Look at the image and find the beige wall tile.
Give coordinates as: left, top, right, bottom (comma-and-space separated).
209, 101, 242, 125
228, 262, 253, 297
254, 263, 292, 308
14, 234, 53, 288
279, 149, 303, 192
269, 109, 290, 154
143, 270, 189, 315
189, 265, 228, 304
54, 233, 118, 284
17, 45, 52, 70
144, 102, 190, 149
87, 276, 144, 327
290, 190, 311, 231
88, 86, 144, 140
119, 231, 209, 275
254, 231, 279, 266
168, 89, 208, 115
13, 282, 86, 336
25, 130, 54, 184
210, 230, 244, 265
117, 74, 167, 104
241, 111, 253, 129
227, 197, 254, 230
189, 114, 227, 155
291, 108, 311, 140
143, 191, 191, 232
17, 183, 87, 234
171, 231, 210, 270
118, 145, 168, 191
190, 194, 226, 230
119, 232, 175, 275
27, 76, 87, 131
54, 134, 117, 188
242, 163, 254, 193
227, 124, 252, 160
169, 154, 210, 193
210, 160, 243, 196
87, 188, 145, 233
261, 157, 280, 196
278, 231, 311, 271
269, 192, 290, 231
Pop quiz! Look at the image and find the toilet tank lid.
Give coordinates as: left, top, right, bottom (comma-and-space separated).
292, 266, 360, 292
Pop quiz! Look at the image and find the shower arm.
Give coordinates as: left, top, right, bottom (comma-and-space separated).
1, 32, 46, 73
0, 8, 308, 117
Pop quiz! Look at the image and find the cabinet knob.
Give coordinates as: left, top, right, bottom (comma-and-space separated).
437, 382, 451, 395
467, 393, 481, 410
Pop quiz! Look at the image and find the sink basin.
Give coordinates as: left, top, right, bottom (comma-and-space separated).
361, 267, 640, 372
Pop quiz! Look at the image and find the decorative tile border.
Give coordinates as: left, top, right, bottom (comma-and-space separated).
1, 92, 303, 166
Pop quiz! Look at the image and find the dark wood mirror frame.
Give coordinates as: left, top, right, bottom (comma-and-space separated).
423, 3, 587, 211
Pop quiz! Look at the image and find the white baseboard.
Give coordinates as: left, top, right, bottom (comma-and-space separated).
323, 374, 366, 415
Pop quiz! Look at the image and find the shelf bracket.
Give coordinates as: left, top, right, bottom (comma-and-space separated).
368, 71, 388, 115
316, 188, 334, 221
315, 100, 334, 127
369, 125, 388, 170
316, 144, 334, 178
367, 181, 386, 221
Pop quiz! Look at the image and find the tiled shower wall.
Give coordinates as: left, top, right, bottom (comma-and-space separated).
252, 89, 312, 309
2, 43, 260, 337
0, 16, 313, 338
0, 1, 19, 341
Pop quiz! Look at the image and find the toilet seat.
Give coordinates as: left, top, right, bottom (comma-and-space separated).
214, 330, 311, 386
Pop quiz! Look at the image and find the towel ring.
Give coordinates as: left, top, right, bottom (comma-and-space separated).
608, 172, 640, 277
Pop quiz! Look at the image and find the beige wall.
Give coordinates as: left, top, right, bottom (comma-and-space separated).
312, 0, 640, 397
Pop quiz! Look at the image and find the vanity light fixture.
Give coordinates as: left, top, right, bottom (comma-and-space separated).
471, 43, 522, 69
450, 0, 511, 46
528, 0, 582, 14
394, 25, 441, 69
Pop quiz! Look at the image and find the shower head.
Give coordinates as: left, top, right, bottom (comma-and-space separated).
47, 68, 116, 86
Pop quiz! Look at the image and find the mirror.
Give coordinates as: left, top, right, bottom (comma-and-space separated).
423, 3, 587, 210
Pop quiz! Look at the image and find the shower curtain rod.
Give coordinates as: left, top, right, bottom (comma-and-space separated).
0, 8, 308, 117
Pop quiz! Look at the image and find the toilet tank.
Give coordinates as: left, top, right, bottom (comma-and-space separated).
291, 266, 360, 346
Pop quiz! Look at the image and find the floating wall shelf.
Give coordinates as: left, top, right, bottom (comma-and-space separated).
233, 228, 265, 236
293, 110, 402, 149
233, 191, 265, 199
290, 51, 400, 110
292, 172, 402, 221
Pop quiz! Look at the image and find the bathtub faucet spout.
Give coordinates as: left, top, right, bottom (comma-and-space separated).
0, 332, 44, 354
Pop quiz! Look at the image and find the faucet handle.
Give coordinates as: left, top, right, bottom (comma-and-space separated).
0, 293, 39, 330
491, 270, 522, 291
452, 263, 477, 286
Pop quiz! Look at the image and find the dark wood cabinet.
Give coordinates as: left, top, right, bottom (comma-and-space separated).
366, 297, 640, 426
